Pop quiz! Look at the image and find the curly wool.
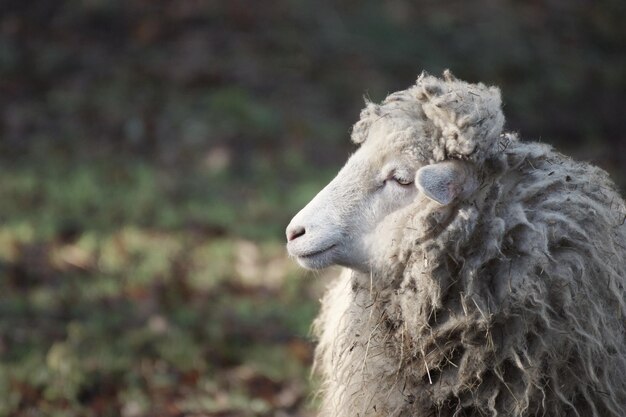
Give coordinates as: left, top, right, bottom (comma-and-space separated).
314, 73, 626, 417
351, 70, 505, 166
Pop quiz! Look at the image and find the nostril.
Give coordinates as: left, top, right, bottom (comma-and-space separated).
287, 226, 306, 242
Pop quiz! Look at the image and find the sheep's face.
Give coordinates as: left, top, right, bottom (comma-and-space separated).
286, 133, 422, 272
287, 72, 499, 273
286, 111, 480, 273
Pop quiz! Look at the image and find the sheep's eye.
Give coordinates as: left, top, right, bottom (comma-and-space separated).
393, 175, 413, 186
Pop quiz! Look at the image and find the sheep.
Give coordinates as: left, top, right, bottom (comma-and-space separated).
285, 71, 626, 417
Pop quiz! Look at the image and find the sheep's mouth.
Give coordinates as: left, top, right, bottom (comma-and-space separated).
294, 244, 337, 269
298, 244, 336, 259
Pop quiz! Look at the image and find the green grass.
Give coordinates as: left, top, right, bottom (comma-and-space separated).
0, 154, 332, 416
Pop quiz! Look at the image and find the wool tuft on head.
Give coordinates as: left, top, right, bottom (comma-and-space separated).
415, 69, 505, 163
351, 70, 506, 167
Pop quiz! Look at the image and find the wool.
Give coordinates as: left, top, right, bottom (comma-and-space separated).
313, 72, 626, 417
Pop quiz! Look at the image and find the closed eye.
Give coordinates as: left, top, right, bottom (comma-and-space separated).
392, 174, 413, 186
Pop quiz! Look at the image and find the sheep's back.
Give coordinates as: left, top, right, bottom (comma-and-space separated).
399, 140, 626, 416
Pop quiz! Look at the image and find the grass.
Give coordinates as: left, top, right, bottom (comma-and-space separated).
0, 153, 335, 417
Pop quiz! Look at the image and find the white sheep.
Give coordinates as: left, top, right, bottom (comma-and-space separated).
286, 71, 626, 417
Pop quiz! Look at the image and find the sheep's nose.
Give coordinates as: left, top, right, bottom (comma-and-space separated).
286, 225, 306, 242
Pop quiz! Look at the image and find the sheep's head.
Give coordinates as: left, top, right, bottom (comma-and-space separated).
286, 71, 504, 272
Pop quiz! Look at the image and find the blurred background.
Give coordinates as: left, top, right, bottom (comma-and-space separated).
0, 1, 624, 416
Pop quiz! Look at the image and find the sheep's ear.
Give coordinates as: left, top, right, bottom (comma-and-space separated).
416, 161, 478, 205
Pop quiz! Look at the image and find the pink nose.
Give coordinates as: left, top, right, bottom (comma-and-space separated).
286, 225, 306, 242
